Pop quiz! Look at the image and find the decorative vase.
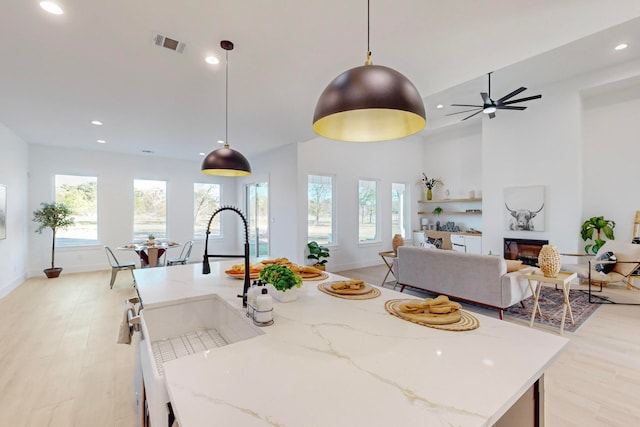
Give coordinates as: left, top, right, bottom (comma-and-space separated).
538, 245, 561, 278
426, 188, 433, 200
392, 234, 405, 255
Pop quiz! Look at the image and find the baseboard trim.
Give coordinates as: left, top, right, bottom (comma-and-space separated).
0, 273, 28, 300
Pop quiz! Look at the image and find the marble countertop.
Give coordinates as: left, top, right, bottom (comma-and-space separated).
134, 262, 568, 427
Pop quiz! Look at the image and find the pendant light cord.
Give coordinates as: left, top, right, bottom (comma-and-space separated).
366, 0, 372, 65
225, 48, 229, 148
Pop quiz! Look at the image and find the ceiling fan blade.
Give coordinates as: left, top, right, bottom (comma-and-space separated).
501, 94, 542, 106
480, 92, 491, 104
451, 103, 483, 107
445, 108, 481, 116
462, 110, 483, 121
496, 105, 527, 111
496, 87, 526, 103
488, 112, 496, 119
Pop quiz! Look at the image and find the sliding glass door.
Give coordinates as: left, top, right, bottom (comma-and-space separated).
245, 182, 269, 258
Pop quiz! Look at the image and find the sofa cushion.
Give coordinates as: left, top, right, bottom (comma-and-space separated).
597, 241, 640, 277
594, 251, 616, 274
427, 237, 443, 249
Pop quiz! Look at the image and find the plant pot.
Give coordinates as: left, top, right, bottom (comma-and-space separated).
427, 188, 433, 200
44, 267, 63, 278
265, 283, 298, 302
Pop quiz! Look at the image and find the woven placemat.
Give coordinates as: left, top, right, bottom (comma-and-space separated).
385, 299, 479, 331
317, 283, 381, 299
301, 271, 330, 281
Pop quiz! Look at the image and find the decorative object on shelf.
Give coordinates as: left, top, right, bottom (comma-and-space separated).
433, 206, 443, 215
392, 234, 404, 255
504, 185, 545, 231
420, 173, 442, 200
538, 244, 562, 278
580, 216, 615, 254
307, 241, 330, 269
32, 202, 75, 278
312, 0, 425, 142
436, 221, 460, 232
201, 40, 251, 176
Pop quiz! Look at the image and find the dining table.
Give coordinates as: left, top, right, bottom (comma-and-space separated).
118, 241, 182, 268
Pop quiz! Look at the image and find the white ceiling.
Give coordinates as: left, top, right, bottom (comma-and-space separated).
1, 1, 640, 162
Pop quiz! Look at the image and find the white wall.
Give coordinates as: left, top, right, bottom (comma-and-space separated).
242, 143, 299, 261
296, 137, 424, 271
0, 123, 29, 297
421, 122, 483, 233
28, 145, 240, 276
582, 75, 640, 244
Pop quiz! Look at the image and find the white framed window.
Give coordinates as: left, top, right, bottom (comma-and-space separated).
308, 174, 334, 245
133, 179, 166, 241
358, 179, 378, 242
391, 182, 409, 238
194, 183, 221, 239
55, 174, 98, 246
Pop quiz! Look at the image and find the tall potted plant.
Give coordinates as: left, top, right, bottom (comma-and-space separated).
307, 241, 330, 270
33, 202, 75, 278
580, 215, 615, 254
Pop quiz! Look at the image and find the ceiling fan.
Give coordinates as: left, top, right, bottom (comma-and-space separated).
447, 72, 542, 121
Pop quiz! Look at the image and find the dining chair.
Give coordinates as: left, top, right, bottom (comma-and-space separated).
167, 240, 194, 266
105, 246, 136, 289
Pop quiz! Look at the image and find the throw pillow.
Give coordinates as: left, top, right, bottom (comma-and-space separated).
505, 259, 523, 273
594, 251, 617, 274
426, 237, 443, 249
421, 242, 437, 249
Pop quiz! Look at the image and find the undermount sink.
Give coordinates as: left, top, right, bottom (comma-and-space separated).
138, 294, 264, 426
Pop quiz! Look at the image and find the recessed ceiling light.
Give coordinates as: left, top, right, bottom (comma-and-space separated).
436, 104, 444, 109
614, 43, 628, 51
205, 56, 219, 65
199, 152, 205, 156
217, 140, 225, 144
40, 1, 63, 15
91, 120, 103, 126
97, 139, 106, 144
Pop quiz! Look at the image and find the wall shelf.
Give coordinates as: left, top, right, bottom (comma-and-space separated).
418, 197, 482, 203
418, 211, 482, 215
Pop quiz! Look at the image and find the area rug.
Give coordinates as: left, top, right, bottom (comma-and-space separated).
504, 287, 602, 333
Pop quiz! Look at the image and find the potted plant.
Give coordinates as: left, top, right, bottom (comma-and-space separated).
32, 202, 75, 278
581, 215, 615, 254
307, 241, 330, 270
259, 264, 303, 302
432, 206, 443, 216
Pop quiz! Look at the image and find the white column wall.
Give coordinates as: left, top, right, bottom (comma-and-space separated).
0, 123, 29, 297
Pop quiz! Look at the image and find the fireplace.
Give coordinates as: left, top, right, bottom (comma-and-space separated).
503, 238, 549, 266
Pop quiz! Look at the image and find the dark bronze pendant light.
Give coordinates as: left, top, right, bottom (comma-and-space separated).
312, 0, 426, 142
202, 40, 251, 176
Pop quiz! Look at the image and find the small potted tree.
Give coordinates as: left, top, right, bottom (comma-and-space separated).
33, 202, 74, 278
307, 241, 330, 270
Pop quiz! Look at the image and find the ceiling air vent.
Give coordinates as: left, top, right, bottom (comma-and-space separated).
152, 32, 186, 53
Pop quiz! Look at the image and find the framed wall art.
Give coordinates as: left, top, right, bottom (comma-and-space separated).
504, 185, 545, 232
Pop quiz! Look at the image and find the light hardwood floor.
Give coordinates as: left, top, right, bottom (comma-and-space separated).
1, 266, 638, 426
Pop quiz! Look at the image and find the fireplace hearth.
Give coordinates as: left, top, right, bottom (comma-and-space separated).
504, 238, 549, 266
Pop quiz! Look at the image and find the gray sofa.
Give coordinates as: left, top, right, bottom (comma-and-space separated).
394, 246, 534, 318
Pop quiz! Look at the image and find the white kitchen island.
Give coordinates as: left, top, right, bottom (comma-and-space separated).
134, 262, 567, 427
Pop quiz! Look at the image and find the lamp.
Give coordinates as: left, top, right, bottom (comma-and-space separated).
202, 40, 251, 176
312, 0, 426, 142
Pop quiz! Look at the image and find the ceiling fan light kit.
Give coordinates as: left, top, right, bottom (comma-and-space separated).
312, 1, 425, 142
201, 40, 252, 176
447, 72, 542, 121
